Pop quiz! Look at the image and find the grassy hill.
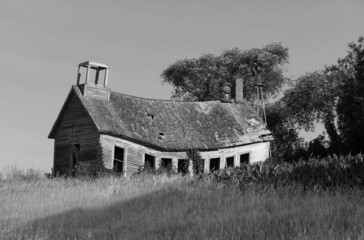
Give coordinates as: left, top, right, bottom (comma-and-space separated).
1, 156, 364, 240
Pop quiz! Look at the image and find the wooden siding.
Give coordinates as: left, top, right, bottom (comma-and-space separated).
54, 140, 70, 174
79, 84, 110, 101
101, 135, 147, 176
52, 93, 100, 175
100, 134, 270, 177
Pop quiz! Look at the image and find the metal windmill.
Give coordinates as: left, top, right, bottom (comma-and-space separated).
250, 52, 272, 125
228, 52, 272, 125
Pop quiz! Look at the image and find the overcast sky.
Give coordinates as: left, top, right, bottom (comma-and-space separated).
0, 0, 363, 172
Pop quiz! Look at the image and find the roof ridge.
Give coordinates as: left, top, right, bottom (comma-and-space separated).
110, 89, 220, 103
72, 84, 245, 105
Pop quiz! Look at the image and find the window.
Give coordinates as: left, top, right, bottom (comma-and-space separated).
113, 146, 125, 173
144, 154, 155, 169
161, 158, 172, 169
178, 159, 189, 175
226, 156, 235, 167
210, 157, 220, 172
240, 153, 250, 165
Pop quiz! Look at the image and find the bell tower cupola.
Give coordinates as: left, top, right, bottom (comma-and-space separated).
76, 61, 110, 101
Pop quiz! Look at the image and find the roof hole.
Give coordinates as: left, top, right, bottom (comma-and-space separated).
147, 113, 155, 120
158, 132, 165, 141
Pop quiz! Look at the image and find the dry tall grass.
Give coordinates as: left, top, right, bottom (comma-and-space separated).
1, 168, 364, 240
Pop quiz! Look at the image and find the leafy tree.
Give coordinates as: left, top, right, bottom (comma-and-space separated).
278, 71, 341, 154
280, 72, 335, 131
186, 149, 204, 175
321, 37, 364, 154
306, 134, 328, 158
280, 36, 364, 155
266, 102, 306, 162
161, 43, 289, 102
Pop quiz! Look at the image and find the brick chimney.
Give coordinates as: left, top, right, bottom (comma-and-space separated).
220, 82, 232, 102
234, 78, 244, 103
76, 61, 110, 101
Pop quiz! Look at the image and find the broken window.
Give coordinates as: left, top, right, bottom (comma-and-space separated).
240, 153, 250, 165
113, 146, 125, 173
210, 157, 220, 172
160, 158, 172, 170
178, 159, 189, 175
144, 154, 155, 169
226, 156, 235, 167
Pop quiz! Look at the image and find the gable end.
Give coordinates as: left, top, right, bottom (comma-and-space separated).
48, 86, 99, 139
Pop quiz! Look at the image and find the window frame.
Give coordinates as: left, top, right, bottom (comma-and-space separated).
177, 158, 189, 175
225, 155, 235, 167
160, 157, 173, 170
209, 156, 221, 172
239, 152, 251, 166
112, 145, 127, 177
143, 153, 156, 170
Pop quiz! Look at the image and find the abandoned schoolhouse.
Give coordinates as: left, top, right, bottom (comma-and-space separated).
48, 61, 273, 176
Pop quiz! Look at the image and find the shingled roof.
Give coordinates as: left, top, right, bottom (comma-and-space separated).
50, 86, 272, 151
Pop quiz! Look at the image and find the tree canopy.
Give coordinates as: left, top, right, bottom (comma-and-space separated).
277, 36, 364, 156
161, 43, 289, 102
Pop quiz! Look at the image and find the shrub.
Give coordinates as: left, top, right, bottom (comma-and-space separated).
186, 149, 203, 175
1, 165, 44, 181
209, 154, 364, 190
135, 164, 179, 178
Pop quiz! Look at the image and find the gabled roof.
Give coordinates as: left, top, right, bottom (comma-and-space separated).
49, 86, 272, 151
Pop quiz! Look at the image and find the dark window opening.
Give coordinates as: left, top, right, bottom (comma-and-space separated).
210, 157, 220, 172
240, 153, 250, 165
114, 159, 124, 172
160, 158, 172, 169
226, 156, 235, 167
144, 154, 155, 169
178, 159, 189, 175
113, 146, 125, 173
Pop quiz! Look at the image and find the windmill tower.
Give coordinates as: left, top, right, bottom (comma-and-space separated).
250, 52, 272, 125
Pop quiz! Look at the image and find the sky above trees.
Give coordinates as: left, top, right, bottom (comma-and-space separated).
0, 0, 363, 171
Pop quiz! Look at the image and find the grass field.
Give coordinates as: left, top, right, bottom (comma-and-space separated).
1, 169, 364, 240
